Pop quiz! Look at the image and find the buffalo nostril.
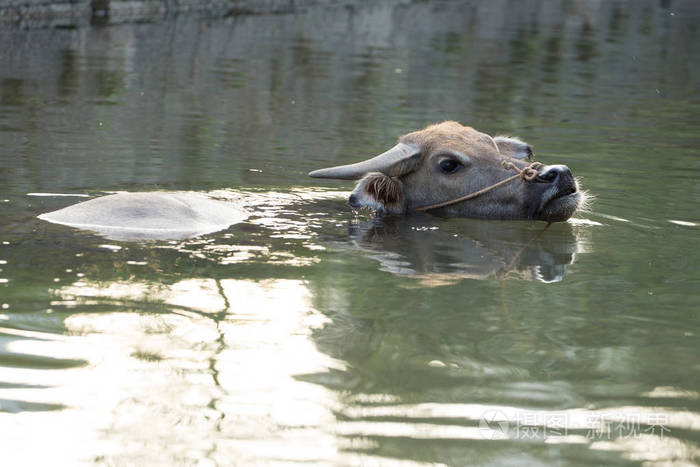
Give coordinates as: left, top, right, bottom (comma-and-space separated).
556, 165, 572, 179
536, 170, 557, 183
536, 165, 571, 183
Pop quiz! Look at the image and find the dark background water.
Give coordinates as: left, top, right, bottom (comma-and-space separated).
1, 1, 699, 465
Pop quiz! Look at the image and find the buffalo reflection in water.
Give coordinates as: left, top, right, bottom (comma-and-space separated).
346, 215, 590, 284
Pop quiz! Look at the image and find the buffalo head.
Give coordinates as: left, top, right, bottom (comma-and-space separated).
309, 121, 586, 222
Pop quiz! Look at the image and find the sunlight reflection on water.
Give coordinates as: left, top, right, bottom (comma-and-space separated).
1, 278, 347, 465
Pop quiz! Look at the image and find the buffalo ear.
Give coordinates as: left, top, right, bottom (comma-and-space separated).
494, 136, 533, 160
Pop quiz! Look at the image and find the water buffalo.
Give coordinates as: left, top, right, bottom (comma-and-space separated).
309, 121, 586, 222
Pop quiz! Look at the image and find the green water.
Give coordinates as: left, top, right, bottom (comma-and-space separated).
1, 1, 699, 465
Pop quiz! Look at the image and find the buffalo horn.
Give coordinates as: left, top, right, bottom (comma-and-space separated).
308, 143, 421, 180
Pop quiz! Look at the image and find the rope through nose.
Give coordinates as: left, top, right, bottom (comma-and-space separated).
414, 161, 544, 212
501, 161, 543, 182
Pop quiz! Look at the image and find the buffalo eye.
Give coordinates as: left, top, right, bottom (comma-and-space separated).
439, 159, 462, 174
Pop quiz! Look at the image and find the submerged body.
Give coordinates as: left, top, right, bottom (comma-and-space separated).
310, 121, 586, 222
39, 192, 249, 241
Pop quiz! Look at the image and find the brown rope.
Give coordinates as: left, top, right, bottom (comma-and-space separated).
414, 161, 544, 212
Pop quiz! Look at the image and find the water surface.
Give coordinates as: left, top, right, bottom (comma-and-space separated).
1, 1, 699, 465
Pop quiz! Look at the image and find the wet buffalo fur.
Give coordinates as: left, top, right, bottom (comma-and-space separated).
351, 172, 406, 216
